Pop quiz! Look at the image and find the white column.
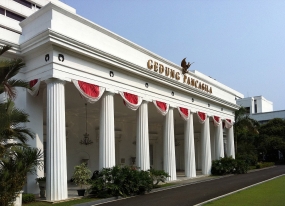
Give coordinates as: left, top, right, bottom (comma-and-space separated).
184, 112, 196, 178
45, 79, 67, 201
215, 123, 224, 160
201, 116, 212, 175
99, 91, 115, 169
210, 124, 215, 161
26, 91, 44, 194
226, 126, 235, 158
163, 107, 176, 181
136, 100, 150, 170
14, 85, 44, 194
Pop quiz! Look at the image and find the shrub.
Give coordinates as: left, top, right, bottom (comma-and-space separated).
22, 193, 35, 204
149, 168, 170, 187
256, 162, 275, 169
235, 159, 249, 174
90, 165, 162, 198
211, 156, 248, 175
236, 153, 258, 166
72, 163, 92, 189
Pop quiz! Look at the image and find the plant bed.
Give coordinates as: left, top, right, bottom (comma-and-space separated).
89, 166, 170, 198
255, 162, 275, 169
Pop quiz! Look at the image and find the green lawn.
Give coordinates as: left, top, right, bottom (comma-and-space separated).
205, 175, 285, 206
24, 197, 98, 206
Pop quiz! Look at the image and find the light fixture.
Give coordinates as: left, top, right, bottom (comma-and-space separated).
80, 103, 93, 145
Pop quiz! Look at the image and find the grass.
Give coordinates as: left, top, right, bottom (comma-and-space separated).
24, 197, 98, 206
205, 175, 285, 206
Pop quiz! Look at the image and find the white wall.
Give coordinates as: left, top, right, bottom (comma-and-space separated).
236, 97, 254, 113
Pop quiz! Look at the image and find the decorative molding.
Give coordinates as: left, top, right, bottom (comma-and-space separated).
19, 29, 240, 110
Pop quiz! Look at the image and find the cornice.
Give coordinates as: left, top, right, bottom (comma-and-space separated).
19, 2, 241, 99
20, 29, 240, 110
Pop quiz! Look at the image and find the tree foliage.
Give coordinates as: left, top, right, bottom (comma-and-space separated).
0, 45, 43, 205
257, 118, 285, 162
234, 107, 260, 165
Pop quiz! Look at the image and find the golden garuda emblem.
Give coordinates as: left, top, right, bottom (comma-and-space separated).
181, 58, 194, 74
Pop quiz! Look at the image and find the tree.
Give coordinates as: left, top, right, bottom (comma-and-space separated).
234, 107, 260, 165
0, 45, 28, 99
0, 100, 34, 159
257, 118, 285, 162
0, 45, 43, 205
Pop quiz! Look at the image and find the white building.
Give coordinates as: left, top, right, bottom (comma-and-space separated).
236, 96, 284, 124
1, 0, 243, 201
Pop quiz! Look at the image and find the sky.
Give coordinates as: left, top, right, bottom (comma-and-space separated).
61, 0, 285, 111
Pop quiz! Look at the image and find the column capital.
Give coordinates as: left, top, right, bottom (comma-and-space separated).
141, 99, 150, 104
105, 88, 118, 94
45, 78, 66, 85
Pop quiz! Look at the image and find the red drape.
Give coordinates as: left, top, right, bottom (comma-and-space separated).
29, 79, 38, 87
198, 112, 206, 121
225, 119, 233, 129
213, 115, 220, 127
78, 80, 100, 98
156, 101, 167, 111
123, 92, 138, 104
214, 116, 220, 123
179, 107, 188, 117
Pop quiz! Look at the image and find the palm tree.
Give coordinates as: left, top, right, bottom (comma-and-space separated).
0, 45, 34, 158
0, 45, 43, 205
0, 45, 29, 99
0, 100, 34, 159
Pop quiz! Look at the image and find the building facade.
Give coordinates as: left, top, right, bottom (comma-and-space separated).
1, 0, 243, 201
236, 96, 284, 124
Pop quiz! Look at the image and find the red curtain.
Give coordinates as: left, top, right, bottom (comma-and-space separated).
123, 92, 138, 104
29, 79, 38, 87
214, 116, 220, 123
179, 107, 188, 117
213, 116, 220, 127
28, 79, 40, 96
78, 80, 100, 98
197, 111, 206, 121
156, 101, 167, 111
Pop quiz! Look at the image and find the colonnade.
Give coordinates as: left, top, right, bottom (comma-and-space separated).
44, 79, 235, 201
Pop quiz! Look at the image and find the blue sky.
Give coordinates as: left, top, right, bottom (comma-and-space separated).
61, 0, 285, 110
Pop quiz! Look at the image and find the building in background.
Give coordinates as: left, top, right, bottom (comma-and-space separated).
236, 96, 285, 124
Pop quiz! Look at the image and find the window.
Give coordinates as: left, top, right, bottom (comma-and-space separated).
254, 100, 257, 113
13, 0, 32, 8
6, 10, 25, 21
245, 107, 250, 114
0, 7, 4, 15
